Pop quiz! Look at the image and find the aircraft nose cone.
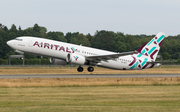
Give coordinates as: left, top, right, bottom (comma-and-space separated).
7, 41, 10, 46
7, 40, 14, 47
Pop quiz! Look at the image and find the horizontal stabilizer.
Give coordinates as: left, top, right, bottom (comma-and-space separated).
147, 60, 177, 64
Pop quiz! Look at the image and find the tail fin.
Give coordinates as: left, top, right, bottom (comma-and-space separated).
136, 32, 166, 61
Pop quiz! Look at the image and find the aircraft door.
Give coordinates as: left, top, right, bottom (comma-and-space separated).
29, 39, 33, 47
14, 40, 16, 46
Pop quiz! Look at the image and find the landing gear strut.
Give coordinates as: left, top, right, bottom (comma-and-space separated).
77, 66, 84, 72
87, 66, 94, 72
77, 66, 94, 72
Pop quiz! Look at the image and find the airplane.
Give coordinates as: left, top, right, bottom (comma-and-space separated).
6, 32, 175, 72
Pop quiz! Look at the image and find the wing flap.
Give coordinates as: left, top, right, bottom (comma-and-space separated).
86, 51, 137, 62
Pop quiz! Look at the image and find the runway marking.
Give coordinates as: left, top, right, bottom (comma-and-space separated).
0, 74, 180, 79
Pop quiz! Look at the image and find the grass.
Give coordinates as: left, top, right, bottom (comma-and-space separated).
0, 86, 180, 112
0, 65, 180, 74
0, 77, 180, 87
0, 65, 180, 112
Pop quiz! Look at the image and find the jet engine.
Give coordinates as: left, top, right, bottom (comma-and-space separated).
66, 53, 86, 65
50, 58, 67, 65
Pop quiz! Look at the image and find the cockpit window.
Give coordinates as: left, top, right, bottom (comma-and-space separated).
14, 39, 23, 41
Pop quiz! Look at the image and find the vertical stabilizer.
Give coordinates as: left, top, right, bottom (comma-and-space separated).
136, 32, 166, 61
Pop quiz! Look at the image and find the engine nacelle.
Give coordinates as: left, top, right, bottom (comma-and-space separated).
66, 53, 86, 65
50, 58, 67, 65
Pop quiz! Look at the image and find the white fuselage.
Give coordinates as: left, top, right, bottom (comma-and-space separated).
7, 36, 156, 70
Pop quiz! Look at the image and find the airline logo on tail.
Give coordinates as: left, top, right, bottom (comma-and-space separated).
129, 32, 165, 69
137, 32, 165, 60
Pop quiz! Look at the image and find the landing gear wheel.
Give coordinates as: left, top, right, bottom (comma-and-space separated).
87, 66, 94, 72
77, 66, 84, 72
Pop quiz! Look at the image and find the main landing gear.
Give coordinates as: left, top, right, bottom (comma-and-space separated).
77, 66, 94, 72
87, 66, 94, 72
77, 66, 84, 72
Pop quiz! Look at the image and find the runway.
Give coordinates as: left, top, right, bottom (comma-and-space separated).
0, 74, 180, 78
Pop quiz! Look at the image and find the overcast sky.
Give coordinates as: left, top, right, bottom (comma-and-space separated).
1, 0, 180, 36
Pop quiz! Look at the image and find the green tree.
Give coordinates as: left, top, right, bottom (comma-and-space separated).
162, 52, 171, 60
92, 30, 116, 51
10, 24, 17, 33
40, 27, 47, 38
22, 29, 32, 36
70, 34, 91, 47
115, 41, 127, 52
3, 26, 8, 31
65, 32, 79, 43
48, 31, 66, 42
32, 23, 41, 37
0, 22, 179, 63
33, 23, 40, 33
86, 33, 94, 45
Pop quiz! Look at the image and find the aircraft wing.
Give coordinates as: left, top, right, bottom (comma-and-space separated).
147, 60, 177, 64
85, 51, 137, 62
